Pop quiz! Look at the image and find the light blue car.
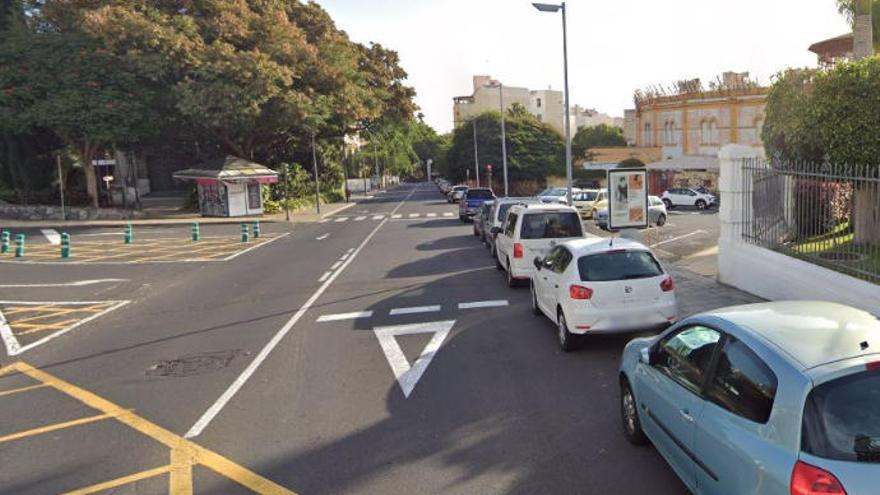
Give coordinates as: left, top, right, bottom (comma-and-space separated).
619, 301, 879, 495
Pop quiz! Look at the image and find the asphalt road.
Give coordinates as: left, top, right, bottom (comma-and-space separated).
0, 184, 690, 494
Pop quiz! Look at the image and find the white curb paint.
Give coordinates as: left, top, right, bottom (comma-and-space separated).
458, 300, 509, 309
185, 186, 419, 439
41, 229, 61, 245
389, 305, 441, 316
316, 311, 373, 322
374, 320, 456, 398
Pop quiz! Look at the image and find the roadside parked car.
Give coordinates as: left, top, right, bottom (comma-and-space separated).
619, 301, 880, 495
530, 238, 677, 351
473, 200, 495, 242
661, 187, 716, 210
594, 195, 667, 230
572, 189, 608, 219
537, 187, 582, 204
571, 190, 599, 218
448, 185, 468, 203
459, 187, 495, 222
486, 197, 542, 257
492, 204, 584, 288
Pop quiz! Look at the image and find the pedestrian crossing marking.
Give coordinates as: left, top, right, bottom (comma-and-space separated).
392, 214, 403, 219
334, 217, 348, 222
443, 212, 454, 217
408, 213, 420, 218
372, 215, 385, 220
355, 216, 367, 221
427, 213, 437, 218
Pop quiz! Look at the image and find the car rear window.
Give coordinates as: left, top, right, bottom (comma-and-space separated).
578, 250, 663, 282
802, 368, 880, 463
467, 189, 494, 199
520, 212, 583, 239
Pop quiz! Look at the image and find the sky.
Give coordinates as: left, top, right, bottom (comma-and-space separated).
318, 0, 851, 134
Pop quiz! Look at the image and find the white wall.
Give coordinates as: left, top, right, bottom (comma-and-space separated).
718, 145, 880, 316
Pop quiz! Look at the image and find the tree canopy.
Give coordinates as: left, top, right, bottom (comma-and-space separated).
571, 124, 627, 161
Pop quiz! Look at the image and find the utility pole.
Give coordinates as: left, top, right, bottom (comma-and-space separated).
499, 83, 508, 197
311, 133, 321, 215
56, 154, 66, 221
473, 119, 480, 187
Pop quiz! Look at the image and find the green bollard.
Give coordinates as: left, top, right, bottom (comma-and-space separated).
191, 222, 200, 241
124, 223, 133, 244
1, 230, 9, 254
60, 233, 70, 259
240, 223, 249, 243
14, 233, 24, 258
252, 221, 261, 239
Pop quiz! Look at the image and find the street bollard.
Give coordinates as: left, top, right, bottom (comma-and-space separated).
14, 233, 24, 258
252, 221, 261, 239
1, 230, 9, 254
124, 224, 133, 244
191, 222, 200, 241
240, 223, 249, 243
60, 233, 70, 258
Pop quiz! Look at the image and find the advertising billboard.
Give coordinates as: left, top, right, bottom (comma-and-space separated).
607, 168, 648, 230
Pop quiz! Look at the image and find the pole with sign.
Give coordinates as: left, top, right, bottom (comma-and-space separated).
607, 168, 648, 231
486, 164, 493, 193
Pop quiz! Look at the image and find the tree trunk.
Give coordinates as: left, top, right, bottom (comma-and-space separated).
80, 143, 99, 208
853, 182, 880, 244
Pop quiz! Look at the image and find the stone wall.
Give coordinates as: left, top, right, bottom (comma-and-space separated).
0, 204, 145, 221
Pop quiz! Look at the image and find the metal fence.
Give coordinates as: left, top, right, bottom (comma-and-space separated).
742, 159, 880, 285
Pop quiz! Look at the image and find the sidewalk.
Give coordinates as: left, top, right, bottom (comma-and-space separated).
0, 201, 358, 228
671, 265, 763, 317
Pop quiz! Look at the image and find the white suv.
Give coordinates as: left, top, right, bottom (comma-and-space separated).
492, 204, 585, 288
660, 187, 716, 210
529, 237, 678, 351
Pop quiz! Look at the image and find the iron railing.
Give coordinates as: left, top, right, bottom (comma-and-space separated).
742, 159, 880, 285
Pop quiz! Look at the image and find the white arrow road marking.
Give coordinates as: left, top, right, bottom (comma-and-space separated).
0, 279, 127, 288
41, 229, 61, 245
373, 320, 456, 398
316, 233, 330, 241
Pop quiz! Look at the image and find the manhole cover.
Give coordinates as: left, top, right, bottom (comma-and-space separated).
818, 252, 866, 262
146, 350, 242, 377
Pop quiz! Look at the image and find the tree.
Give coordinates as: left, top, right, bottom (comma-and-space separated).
836, 0, 880, 50
572, 124, 627, 161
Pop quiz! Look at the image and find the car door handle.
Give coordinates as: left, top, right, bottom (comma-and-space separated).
679, 409, 695, 424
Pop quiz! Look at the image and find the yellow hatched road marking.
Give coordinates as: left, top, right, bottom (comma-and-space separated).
0, 411, 122, 444
2, 361, 297, 494
13, 319, 81, 335
0, 383, 49, 397
60, 465, 171, 495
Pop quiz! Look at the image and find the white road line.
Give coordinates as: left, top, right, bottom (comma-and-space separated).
317, 311, 373, 322
392, 214, 402, 219
372, 215, 384, 220
41, 229, 61, 245
346, 248, 355, 254
222, 232, 291, 261
316, 233, 330, 241
317, 271, 332, 283
458, 300, 509, 309
318, 219, 331, 223
443, 212, 454, 217
185, 185, 418, 439
389, 305, 441, 316
408, 213, 420, 218
330, 260, 343, 270
0, 279, 127, 288
355, 216, 367, 221
334, 217, 348, 223
427, 213, 437, 218
649, 230, 708, 248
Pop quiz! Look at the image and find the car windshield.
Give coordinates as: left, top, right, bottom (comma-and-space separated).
579, 191, 598, 201
453, 186, 467, 191
520, 212, 583, 239
578, 250, 663, 282
540, 188, 567, 197
802, 368, 880, 463
467, 189, 493, 199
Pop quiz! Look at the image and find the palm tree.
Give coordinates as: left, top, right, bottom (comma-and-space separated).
837, 0, 880, 53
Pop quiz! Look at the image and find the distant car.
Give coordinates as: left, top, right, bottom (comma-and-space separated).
594, 195, 667, 230
661, 187, 716, 210
448, 185, 468, 203
574, 189, 608, 219
492, 204, 584, 288
459, 187, 495, 222
537, 187, 582, 204
571, 190, 599, 218
619, 301, 880, 495
530, 237, 677, 351
486, 197, 542, 258
473, 200, 495, 242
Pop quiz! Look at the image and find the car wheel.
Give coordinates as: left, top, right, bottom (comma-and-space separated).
495, 250, 504, 270
591, 208, 597, 219
621, 379, 648, 445
656, 214, 666, 227
662, 198, 673, 209
695, 199, 707, 210
506, 258, 519, 288
557, 310, 577, 352
530, 280, 541, 316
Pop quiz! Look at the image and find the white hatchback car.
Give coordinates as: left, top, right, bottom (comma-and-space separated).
529, 237, 678, 351
493, 204, 585, 288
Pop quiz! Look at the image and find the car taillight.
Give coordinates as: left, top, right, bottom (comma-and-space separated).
569, 285, 593, 300
867, 361, 880, 371
513, 243, 523, 258
791, 461, 846, 495
660, 276, 674, 292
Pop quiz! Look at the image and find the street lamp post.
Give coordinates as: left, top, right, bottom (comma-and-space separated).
311, 133, 321, 215
533, 2, 573, 206
472, 119, 480, 187
499, 83, 509, 197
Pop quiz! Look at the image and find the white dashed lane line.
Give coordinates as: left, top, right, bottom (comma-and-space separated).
443, 213, 454, 217
392, 214, 403, 219
355, 216, 367, 221
334, 217, 348, 223
427, 213, 437, 218
372, 215, 385, 220
317, 271, 332, 282
316, 311, 374, 322
316, 300, 510, 321
458, 300, 509, 309
389, 305, 441, 316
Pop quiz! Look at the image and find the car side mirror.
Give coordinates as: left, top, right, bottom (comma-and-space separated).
639, 347, 651, 365
491, 227, 502, 235
533, 257, 543, 270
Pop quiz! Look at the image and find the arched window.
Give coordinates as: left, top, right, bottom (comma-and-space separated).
664, 120, 676, 145
644, 123, 652, 146
701, 119, 719, 145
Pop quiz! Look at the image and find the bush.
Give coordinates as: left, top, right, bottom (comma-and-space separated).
793, 179, 853, 237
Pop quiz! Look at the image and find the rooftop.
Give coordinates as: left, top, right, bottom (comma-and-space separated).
709, 301, 880, 370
